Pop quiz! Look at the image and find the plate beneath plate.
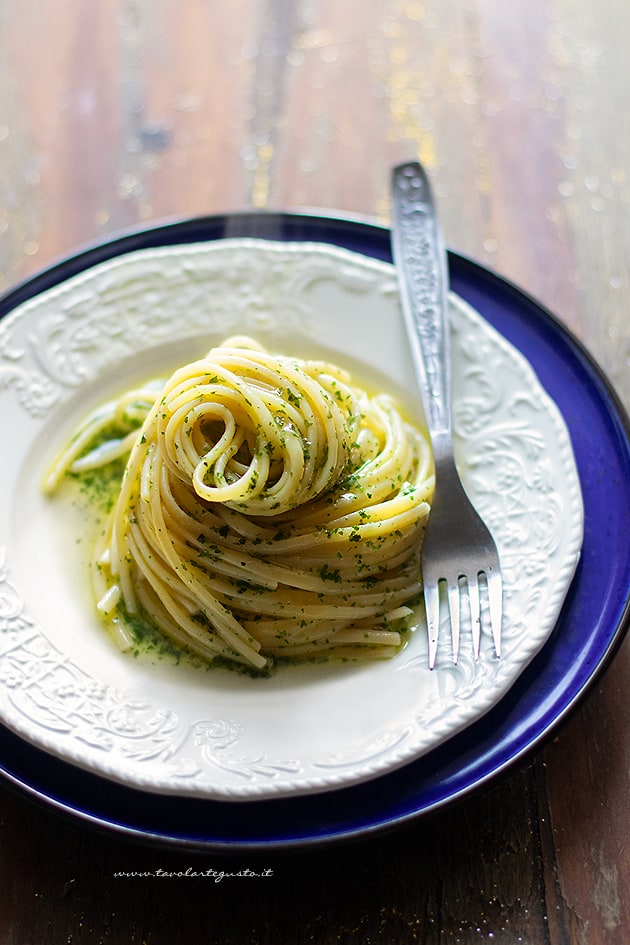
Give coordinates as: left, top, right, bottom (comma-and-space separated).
0, 212, 628, 848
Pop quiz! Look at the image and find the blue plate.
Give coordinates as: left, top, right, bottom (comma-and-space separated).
1, 212, 629, 850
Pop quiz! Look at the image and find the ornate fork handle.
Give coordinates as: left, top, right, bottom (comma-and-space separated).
390, 162, 451, 448
391, 161, 503, 668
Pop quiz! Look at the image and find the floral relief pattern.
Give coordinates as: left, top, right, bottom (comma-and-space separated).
193, 720, 303, 780
0, 242, 382, 414
0, 241, 583, 799
0, 548, 188, 764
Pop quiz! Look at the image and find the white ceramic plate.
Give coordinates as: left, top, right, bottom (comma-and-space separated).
0, 240, 583, 800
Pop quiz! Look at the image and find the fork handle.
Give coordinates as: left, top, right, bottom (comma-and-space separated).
391, 162, 452, 448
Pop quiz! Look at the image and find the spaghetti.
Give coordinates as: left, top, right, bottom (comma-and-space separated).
45, 337, 433, 670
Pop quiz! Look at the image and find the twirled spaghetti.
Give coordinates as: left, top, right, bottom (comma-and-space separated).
45, 337, 433, 670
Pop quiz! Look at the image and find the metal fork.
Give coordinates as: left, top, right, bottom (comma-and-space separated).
390, 161, 502, 668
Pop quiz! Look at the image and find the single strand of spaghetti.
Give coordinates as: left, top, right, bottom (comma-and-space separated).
279, 647, 402, 659
252, 628, 400, 657
139, 441, 159, 503
43, 406, 118, 492
269, 623, 387, 650
243, 616, 347, 637
92, 522, 117, 613
95, 584, 121, 616
266, 619, 376, 648
270, 644, 401, 659
111, 525, 138, 613
329, 607, 414, 629
161, 363, 242, 409
92, 556, 119, 613
201, 428, 249, 483
112, 387, 157, 424
110, 405, 161, 552
107, 615, 137, 651
317, 628, 402, 646
303, 358, 353, 384
166, 400, 237, 479
71, 428, 142, 473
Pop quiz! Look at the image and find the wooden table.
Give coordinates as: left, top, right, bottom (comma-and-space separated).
1, 2, 628, 942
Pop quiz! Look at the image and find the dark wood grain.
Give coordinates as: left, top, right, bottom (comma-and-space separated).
0, 2, 628, 942
0, 763, 553, 944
